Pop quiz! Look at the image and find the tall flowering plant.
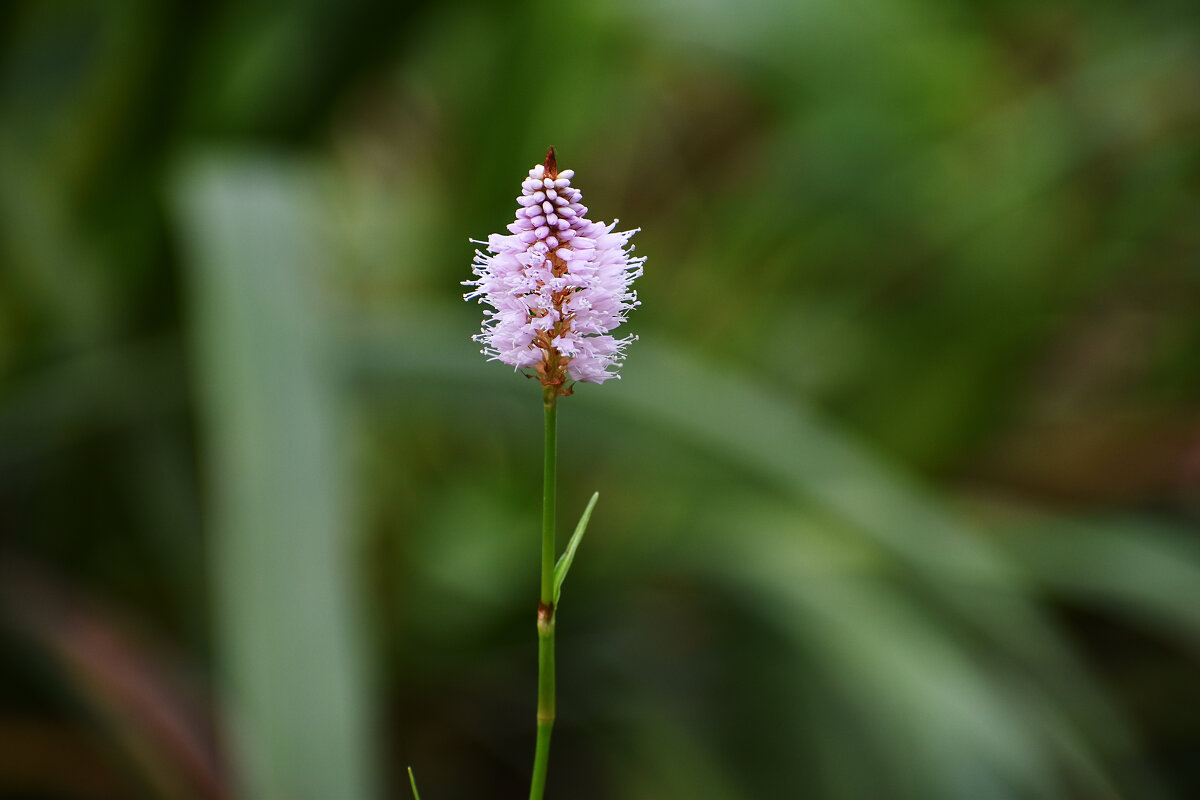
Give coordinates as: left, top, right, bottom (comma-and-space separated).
460, 148, 643, 799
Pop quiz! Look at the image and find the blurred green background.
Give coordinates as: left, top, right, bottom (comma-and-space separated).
2, 0, 1200, 798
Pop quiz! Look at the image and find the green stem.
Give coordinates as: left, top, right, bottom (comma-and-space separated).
541, 388, 557, 606
530, 386, 558, 800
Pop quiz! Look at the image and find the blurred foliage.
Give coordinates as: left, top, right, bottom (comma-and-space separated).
2, 0, 1200, 799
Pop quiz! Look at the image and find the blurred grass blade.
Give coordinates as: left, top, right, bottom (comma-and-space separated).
1000, 516, 1200, 652
407, 767, 421, 800
553, 492, 599, 607
174, 153, 375, 800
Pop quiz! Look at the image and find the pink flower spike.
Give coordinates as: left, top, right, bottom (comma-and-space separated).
464, 147, 644, 394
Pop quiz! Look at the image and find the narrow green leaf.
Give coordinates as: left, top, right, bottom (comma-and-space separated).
175, 154, 375, 800
553, 492, 599, 606
407, 767, 421, 800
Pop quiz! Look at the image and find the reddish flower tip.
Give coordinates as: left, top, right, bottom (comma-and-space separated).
543, 146, 558, 180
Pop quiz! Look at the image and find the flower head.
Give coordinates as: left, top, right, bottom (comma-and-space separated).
465, 148, 643, 394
